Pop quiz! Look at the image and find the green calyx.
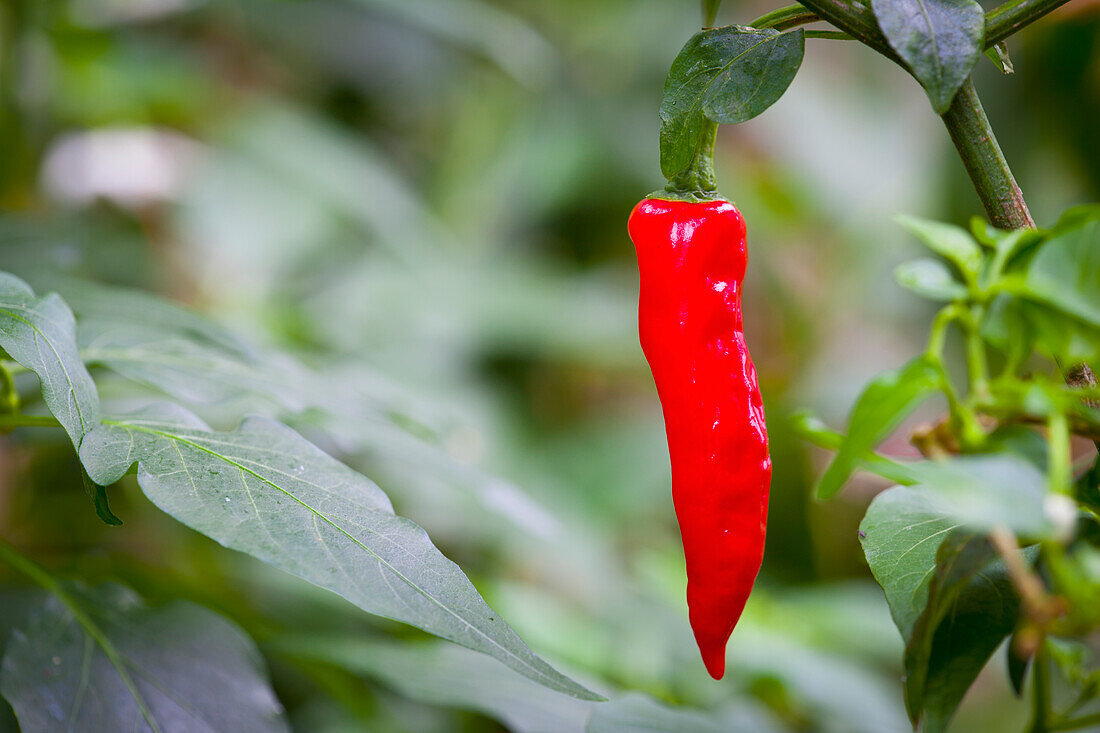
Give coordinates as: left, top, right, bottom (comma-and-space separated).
649, 119, 725, 202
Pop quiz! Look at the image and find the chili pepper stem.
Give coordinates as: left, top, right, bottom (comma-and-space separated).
652, 120, 723, 202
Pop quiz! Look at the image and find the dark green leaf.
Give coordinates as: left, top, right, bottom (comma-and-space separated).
896, 215, 983, 279
861, 487, 1031, 732
816, 356, 941, 499
894, 258, 968, 301
871, 0, 984, 112
1006, 633, 1031, 697
659, 26, 804, 178
0, 273, 100, 448
78, 403, 600, 701
904, 534, 1022, 732
0, 582, 286, 733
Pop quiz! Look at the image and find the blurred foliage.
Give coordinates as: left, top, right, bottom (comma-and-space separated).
0, 0, 1097, 731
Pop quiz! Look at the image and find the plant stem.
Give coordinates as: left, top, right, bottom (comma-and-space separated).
986, 0, 1073, 45
663, 119, 720, 199
940, 78, 1035, 229
752, 4, 820, 29
0, 413, 63, 429
1029, 640, 1051, 733
795, 0, 1073, 58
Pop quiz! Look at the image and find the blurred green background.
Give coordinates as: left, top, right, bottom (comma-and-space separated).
0, 0, 1098, 731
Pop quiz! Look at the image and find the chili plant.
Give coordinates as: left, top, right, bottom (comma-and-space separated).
644, 0, 1098, 730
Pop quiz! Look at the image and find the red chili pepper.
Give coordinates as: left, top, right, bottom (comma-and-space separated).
628, 196, 772, 680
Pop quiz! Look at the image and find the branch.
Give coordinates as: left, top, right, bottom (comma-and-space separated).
940, 78, 1035, 229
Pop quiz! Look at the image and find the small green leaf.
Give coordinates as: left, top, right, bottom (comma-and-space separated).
984, 42, 1014, 74
0, 582, 287, 733
896, 215, 984, 280
894, 258, 968, 301
659, 26, 804, 178
816, 356, 941, 499
871, 0, 985, 112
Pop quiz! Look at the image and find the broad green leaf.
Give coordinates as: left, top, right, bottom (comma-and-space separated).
861, 487, 1030, 731
41, 275, 258, 361
0, 273, 99, 448
659, 26, 804, 178
894, 258, 967, 301
871, 0, 984, 112
816, 356, 941, 499
860, 485, 957, 639
900, 454, 1050, 537
272, 637, 596, 733
0, 582, 286, 733
79, 322, 306, 410
586, 692, 785, 733
896, 215, 983, 280
77, 403, 600, 701
1019, 219, 1100, 327
903, 534, 1022, 732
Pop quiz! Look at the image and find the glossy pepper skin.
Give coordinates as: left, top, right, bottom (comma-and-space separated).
627, 197, 771, 680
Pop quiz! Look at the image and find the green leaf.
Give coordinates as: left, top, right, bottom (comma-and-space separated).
273, 636, 596, 733
816, 356, 941, 499
0, 273, 100, 449
896, 215, 984, 280
861, 487, 1030, 732
1019, 219, 1100, 327
0, 582, 287, 733
871, 0, 984, 112
78, 403, 600, 701
900, 454, 1050, 537
903, 534, 1023, 732
43, 275, 258, 362
894, 258, 968, 301
861, 485, 959, 639
984, 295, 1100, 365
659, 26, 804, 178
